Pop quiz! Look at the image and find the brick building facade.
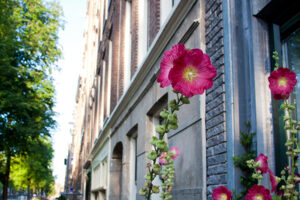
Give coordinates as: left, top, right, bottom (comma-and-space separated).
65, 0, 300, 199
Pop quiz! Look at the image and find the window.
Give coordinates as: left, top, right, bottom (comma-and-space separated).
100, 159, 108, 188
96, 75, 101, 133
91, 158, 108, 200
146, 94, 168, 199
106, 41, 112, 117
104, 0, 109, 20
100, 61, 106, 127
160, 0, 172, 27
137, 0, 148, 66
172, 0, 180, 6
272, 21, 300, 175
147, 0, 160, 47
129, 131, 137, 200
124, 0, 132, 90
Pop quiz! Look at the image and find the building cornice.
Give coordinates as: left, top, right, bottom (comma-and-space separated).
91, 0, 197, 156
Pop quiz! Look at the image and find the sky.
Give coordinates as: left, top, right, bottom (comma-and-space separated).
52, 0, 86, 186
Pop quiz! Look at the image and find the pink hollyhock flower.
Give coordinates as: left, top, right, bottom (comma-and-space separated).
255, 154, 269, 174
245, 185, 272, 200
157, 44, 187, 88
169, 146, 179, 160
212, 186, 232, 200
268, 169, 278, 192
169, 49, 217, 97
268, 68, 297, 100
159, 152, 168, 165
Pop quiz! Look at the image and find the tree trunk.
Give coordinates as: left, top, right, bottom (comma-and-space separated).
27, 180, 30, 200
3, 154, 11, 200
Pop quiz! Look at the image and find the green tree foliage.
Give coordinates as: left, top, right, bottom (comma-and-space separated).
10, 137, 55, 195
0, 0, 63, 199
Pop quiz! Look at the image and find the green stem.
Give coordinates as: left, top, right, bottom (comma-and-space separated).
283, 100, 297, 199
146, 94, 182, 200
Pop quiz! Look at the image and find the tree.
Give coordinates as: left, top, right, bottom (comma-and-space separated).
10, 136, 55, 198
0, 0, 62, 199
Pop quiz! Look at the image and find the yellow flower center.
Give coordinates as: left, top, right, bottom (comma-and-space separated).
278, 77, 287, 87
255, 194, 263, 200
220, 194, 227, 200
183, 66, 198, 82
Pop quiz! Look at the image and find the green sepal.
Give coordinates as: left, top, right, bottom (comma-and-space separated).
157, 140, 167, 150
139, 188, 147, 196
168, 113, 178, 124
150, 136, 159, 145
288, 105, 295, 110
290, 129, 298, 134
152, 185, 160, 193
168, 100, 179, 111
153, 164, 161, 174
169, 123, 178, 130
147, 151, 158, 160
162, 145, 169, 152
145, 173, 151, 180
280, 103, 288, 110
160, 109, 169, 119
180, 96, 190, 104
156, 125, 166, 134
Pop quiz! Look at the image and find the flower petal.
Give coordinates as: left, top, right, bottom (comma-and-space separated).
169, 49, 217, 97
268, 68, 297, 99
212, 186, 232, 200
255, 154, 269, 174
245, 185, 272, 200
169, 146, 179, 160
268, 169, 278, 192
157, 44, 187, 87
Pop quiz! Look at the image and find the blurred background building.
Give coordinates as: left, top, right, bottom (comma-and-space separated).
64, 0, 300, 200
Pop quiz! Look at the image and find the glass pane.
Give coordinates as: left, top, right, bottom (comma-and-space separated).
283, 28, 300, 118
275, 28, 300, 176
279, 28, 300, 174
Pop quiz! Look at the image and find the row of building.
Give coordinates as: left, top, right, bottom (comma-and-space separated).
64, 0, 300, 199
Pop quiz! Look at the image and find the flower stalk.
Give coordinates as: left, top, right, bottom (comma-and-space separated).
143, 43, 216, 200
140, 91, 188, 200
281, 99, 299, 199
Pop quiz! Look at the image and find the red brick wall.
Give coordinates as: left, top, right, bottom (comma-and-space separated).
110, 0, 121, 114
148, 0, 160, 46
118, 0, 127, 97
131, 0, 139, 77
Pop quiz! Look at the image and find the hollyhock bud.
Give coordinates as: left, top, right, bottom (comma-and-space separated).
150, 136, 158, 145
168, 113, 178, 125
160, 109, 169, 119
159, 152, 168, 165
156, 125, 166, 134
152, 185, 160, 193
147, 151, 157, 160
153, 164, 161, 175
139, 188, 147, 196
180, 96, 190, 104
156, 140, 167, 150
169, 146, 179, 160
255, 154, 269, 174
